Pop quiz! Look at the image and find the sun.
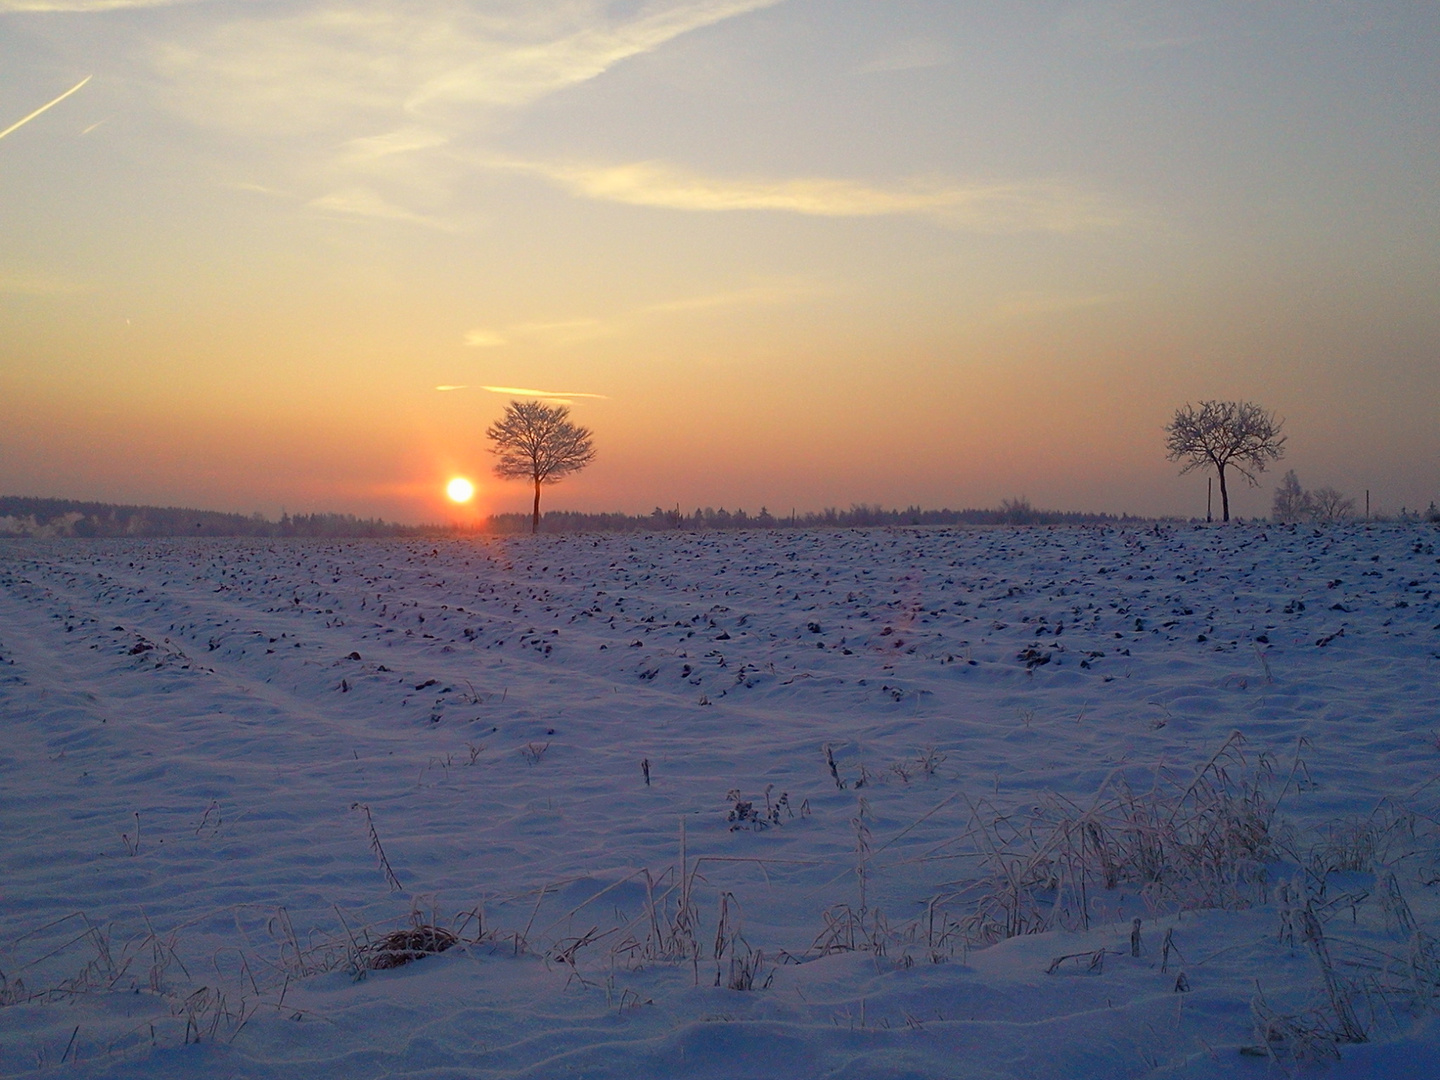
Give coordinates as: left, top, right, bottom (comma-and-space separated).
446, 477, 475, 503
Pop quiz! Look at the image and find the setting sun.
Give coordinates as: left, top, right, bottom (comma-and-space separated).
446, 477, 475, 503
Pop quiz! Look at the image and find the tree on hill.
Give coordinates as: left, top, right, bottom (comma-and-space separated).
1308, 485, 1355, 523
1272, 470, 1354, 524
1272, 470, 1312, 523
1165, 400, 1285, 521
486, 400, 597, 534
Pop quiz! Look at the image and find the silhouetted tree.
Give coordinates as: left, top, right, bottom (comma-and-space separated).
1165, 400, 1285, 521
1272, 472, 1347, 527
1000, 497, 1036, 526
1308, 485, 1355, 523
1272, 470, 1354, 524
486, 400, 596, 534
1272, 470, 1312, 523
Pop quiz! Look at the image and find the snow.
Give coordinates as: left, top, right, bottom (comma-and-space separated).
2, 523, 1438, 1078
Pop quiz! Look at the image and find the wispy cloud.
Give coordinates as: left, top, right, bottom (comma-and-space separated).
492, 158, 1123, 232
134, 2, 785, 231
307, 187, 459, 231
481, 385, 607, 401
0, 0, 194, 10
407, 0, 785, 111
122, 3, 1127, 237
463, 279, 823, 350
465, 318, 613, 348
463, 330, 507, 348
508, 318, 612, 344
434, 383, 607, 402
222, 180, 296, 199
151, 1, 784, 137
0, 75, 91, 142
341, 126, 449, 163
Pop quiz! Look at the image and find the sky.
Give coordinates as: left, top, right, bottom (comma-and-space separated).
2, 0, 1437, 524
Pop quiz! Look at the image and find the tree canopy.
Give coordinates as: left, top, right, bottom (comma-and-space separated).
1165, 400, 1285, 522
486, 400, 597, 534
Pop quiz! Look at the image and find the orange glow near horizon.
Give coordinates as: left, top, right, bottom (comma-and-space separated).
446, 477, 476, 503
1, 5, 1437, 522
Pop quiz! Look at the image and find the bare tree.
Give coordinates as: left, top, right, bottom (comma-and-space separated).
1308, 486, 1355, 523
1000, 497, 1036, 526
1272, 470, 1312, 523
1165, 400, 1285, 522
1273, 470, 1355, 524
486, 400, 596, 534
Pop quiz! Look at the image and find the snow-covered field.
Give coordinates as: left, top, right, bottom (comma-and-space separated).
2, 524, 1439, 1079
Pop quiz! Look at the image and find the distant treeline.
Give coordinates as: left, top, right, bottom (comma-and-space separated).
495, 501, 1440, 531
5, 494, 1433, 541
3, 494, 1143, 539
488, 498, 1144, 534
0, 497, 424, 539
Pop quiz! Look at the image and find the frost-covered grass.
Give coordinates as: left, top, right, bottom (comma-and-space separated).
2, 523, 1439, 1078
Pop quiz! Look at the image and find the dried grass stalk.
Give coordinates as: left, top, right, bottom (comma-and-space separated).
365, 926, 457, 970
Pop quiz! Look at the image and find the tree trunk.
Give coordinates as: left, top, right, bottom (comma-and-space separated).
1217, 464, 1231, 522
532, 478, 541, 534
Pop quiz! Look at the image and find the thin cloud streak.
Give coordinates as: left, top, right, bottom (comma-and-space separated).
507, 318, 611, 344
463, 330, 507, 348
136, 1, 788, 229
150, 1, 784, 138
481, 385, 607, 400
341, 126, 449, 163
463, 280, 823, 351
406, 0, 785, 111
1, 0, 193, 9
465, 318, 613, 348
307, 187, 460, 231
0, 75, 91, 142
492, 158, 1124, 232
222, 180, 296, 199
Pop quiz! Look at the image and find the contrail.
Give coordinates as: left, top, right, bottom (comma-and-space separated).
482, 385, 608, 399
0, 75, 92, 142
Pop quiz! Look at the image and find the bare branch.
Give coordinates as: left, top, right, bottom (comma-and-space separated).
1308, 485, 1355, 524
1272, 470, 1311, 523
1164, 400, 1285, 521
486, 400, 597, 533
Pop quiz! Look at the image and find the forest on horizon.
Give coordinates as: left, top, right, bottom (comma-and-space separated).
2, 495, 1148, 539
